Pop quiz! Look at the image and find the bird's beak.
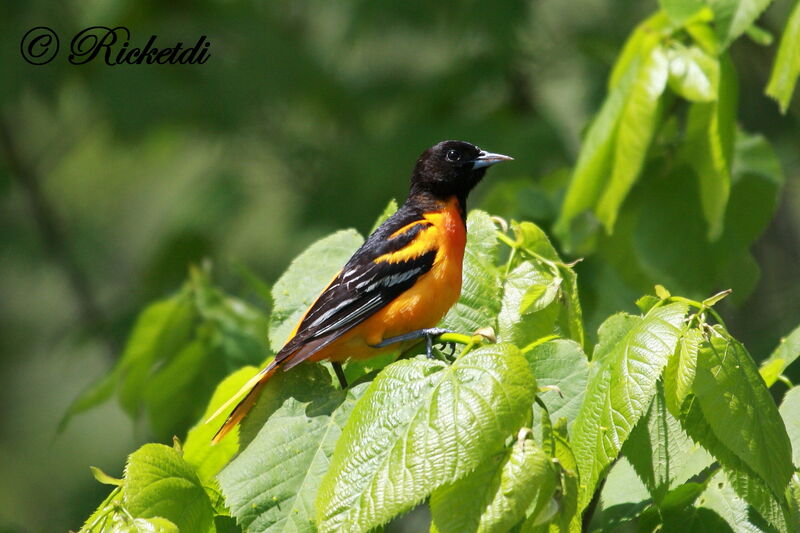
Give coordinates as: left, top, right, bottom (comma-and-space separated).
471, 150, 514, 169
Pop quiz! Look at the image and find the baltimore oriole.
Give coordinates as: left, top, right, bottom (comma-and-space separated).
211, 140, 511, 443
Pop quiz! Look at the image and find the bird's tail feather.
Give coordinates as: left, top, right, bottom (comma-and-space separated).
208, 363, 278, 444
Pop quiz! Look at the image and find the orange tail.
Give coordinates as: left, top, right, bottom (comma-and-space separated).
209, 364, 279, 444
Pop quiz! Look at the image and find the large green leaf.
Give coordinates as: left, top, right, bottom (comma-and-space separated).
760, 324, 800, 388
596, 44, 669, 232
218, 364, 366, 533
443, 210, 502, 334
779, 387, 800, 467
429, 432, 556, 533
316, 344, 537, 533
682, 54, 737, 240
124, 444, 215, 533
692, 327, 794, 497
555, 42, 644, 249
571, 302, 687, 509
623, 384, 699, 503
524, 339, 588, 431
269, 229, 364, 351
766, 1, 800, 113
681, 393, 790, 530
709, 0, 772, 49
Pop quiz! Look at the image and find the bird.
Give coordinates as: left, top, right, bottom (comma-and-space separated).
210, 140, 512, 443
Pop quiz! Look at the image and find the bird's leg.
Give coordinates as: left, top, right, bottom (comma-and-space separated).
373, 328, 452, 360
332, 362, 348, 389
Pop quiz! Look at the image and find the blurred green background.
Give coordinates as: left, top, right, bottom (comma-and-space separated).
1, 0, 798, 531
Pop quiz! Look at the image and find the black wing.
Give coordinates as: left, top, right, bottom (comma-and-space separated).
272, 203, 438, 370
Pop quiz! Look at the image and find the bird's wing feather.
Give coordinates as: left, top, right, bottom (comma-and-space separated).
274, 207, 439, 368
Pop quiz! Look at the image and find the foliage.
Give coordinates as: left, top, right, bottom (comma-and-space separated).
63, 1, 800, 532
75, 207, 800, 533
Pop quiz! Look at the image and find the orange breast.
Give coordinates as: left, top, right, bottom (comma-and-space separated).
309, 197, 467, 363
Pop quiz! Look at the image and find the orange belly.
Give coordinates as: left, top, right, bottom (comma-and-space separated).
310, 198, 466, 362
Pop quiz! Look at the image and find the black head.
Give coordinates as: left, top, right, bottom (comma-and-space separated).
410, 140, 512, 199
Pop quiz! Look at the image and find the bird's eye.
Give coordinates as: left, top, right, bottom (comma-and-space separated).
446, 149, 461, 162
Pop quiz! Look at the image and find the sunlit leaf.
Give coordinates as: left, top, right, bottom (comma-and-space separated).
124, 444, 215, 533
667, 45, 720, 102
779, 387, 800, 467
183, 366, 260, 482
682, 54, 737, 240
664, 328, 702, 415
760, 324, 800, 388
692, 327, 794, 497
624, 384, 698, 502
316, 345, 536, 532
766, 1, 800, 113
596, 44, 668, 232
710, 0, 772, 49
218, 365, 366, 533
430, 432, 556, 533
572, 302, 687, 509
525, 339, 589, 431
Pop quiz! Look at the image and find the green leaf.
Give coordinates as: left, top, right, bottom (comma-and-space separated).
523, 421, 580, 533
513, 221, 561, 262
624, 383, 699, 502
498, 260, 562, 348
597, 457, 651, 525
664, 328, 702, 415
190, 269, 270, 370
682, 53, 737, 240
571, 302, 687, 509
660, 0, 709, 24
120, 517, 180, 533
218, 364, 366, 533
525, 339, 589, 431
316, 344, 537, 533
59, 370, 117, 432
667, 45, 720, 102
124, 444, 215, 533
79, 487, 124, 532
370, 198, 399, 233
269, 229, 364, 351
692, 327, 794, 497
118, 291, 198, 417
779, 387, 800, 467
596, 44, 669, 232
760, 324, 800, 388
680, 395, 790, 531
430, 432, 556, 533
510, 222, 585, 346
555, 47, 641, 249
697, 470, 768, 533
558, 265, 585, 348
766, 1, 800, 113
142, 339, 210, 440
183, 365, 260, 482
443, 211, 502, 334
710, 0, 772, 49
